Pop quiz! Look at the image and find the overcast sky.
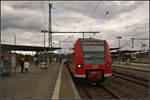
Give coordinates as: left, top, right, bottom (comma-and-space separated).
1, 1, 149, 54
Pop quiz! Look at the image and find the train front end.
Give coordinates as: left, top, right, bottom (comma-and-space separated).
72, 38, 112, 82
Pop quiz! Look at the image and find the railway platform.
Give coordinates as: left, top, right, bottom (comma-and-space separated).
112, 62, 149, 72
0, 61, 80, 99
112, 62, 149, 82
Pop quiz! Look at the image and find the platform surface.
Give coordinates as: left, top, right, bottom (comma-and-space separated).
112, 62, 149, 72
0, 61, 80, 99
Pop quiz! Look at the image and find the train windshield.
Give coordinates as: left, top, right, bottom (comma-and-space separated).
82, 42, 105, 64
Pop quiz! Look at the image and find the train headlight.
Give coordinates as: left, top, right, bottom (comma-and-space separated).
77, 64, 83, 68
106, 64, 111, 68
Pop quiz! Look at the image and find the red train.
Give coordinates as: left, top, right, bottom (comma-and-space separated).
68, 38, 112, 83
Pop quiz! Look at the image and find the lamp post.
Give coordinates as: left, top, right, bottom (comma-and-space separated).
14, 33, 16, 53
117, 36, 122, 63
0, 28, 1, 53
14, 33, 16, 45
41, 29, 48, 51
41, 29, 48, 68
117, 36, 122, 48
59, 40, 61, 54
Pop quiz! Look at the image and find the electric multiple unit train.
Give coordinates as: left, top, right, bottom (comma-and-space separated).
68, 38, 112, 82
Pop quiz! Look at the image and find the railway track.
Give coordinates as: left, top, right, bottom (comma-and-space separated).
112, 72, 149, 88
66, 64, 121, 99
67, 64, 148, 99
75, 80, 121, 99
113, 63, 149, 87
112, 65, 149, 82
132, 61, 149, 64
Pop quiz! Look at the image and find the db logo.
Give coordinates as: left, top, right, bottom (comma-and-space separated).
93, 65, 98, 69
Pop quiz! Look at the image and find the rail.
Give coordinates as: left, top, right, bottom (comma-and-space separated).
112, 73, 148, 88
78, 82, 121, 99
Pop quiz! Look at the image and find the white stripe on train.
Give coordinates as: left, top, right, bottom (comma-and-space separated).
75, 73, 112, 78
69, 66, 112, 78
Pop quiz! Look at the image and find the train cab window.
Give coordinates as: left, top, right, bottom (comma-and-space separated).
82, 42, 105, 64
83, 45, 104, 52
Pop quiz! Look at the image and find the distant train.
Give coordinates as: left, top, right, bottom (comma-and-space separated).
67, 38, 112, 83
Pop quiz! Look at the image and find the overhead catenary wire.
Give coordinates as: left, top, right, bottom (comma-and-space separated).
40, 2, 49, 47
58, 2, 101, 38
40, 2, 48, 29
40, 2, 101, 50
81, 1, 101, 38
74, 2, 91, 29
82, 1, 101, 28
53, 35, 74, 46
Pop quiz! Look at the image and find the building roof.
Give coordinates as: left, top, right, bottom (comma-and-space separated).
111, 50, 143, 55
1, 44, 61, 52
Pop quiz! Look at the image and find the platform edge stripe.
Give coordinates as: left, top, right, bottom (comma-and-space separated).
66, 67, 81, 99
51, 62, 64, 99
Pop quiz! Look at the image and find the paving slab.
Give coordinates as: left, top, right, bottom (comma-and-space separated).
59, 64, 80, 99
0, 63, 60, 99
1, 62, 80, 99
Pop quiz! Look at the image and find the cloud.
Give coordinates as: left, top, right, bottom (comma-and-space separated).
1, 3, 45, 32
1, 1, 149, 54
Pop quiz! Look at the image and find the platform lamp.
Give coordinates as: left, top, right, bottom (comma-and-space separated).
41, 29, 49, 68
116, 36, 122, 63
